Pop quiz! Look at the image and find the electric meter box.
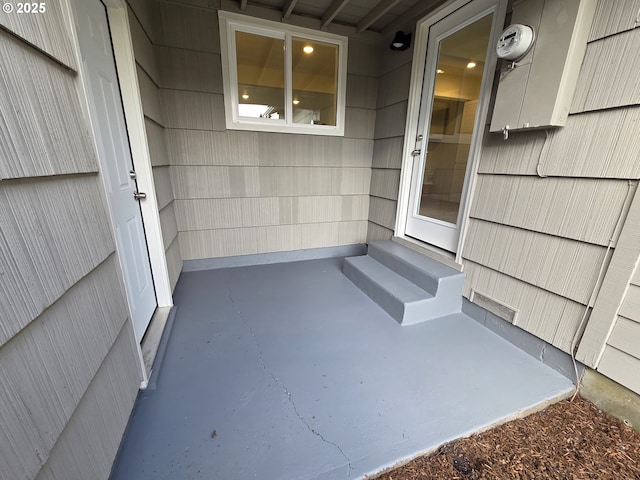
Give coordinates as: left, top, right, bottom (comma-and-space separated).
490, 0, 596, 133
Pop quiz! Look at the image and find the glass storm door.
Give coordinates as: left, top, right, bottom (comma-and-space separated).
406, 1, 498, 252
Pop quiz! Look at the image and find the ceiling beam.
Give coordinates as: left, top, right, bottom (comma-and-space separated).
240, 0, 247, 11
283, 0, 299, 18
321, 0, 351, 27
356, 0, 403, 33
380, 0, 446, 36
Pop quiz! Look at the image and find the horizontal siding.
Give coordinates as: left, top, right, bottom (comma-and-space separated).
607, 316, 640, 360
374, 101, 408, 139
588, 0, 640, 41
344, 107, 377, 139
178, 221, 368, 259
153, 166, 174, 210
0, 0, 76, 69
165, 130, 373, 167
161, 90, 225, 130
370, 169, 400, 200
619, 283, 640, 320
477, 129, 546, 175
129, 5, 160, 84
377, 64, 412, 109
159, 201, 179, 248
165, 237, 183, 292
34, 322, 141, 480
597, 346, 640, 394
145, 118, 169, 167
470, 176, 632, 246
347, 37, 380, 77
127, 0, 162, 43
463, 260, 586, 352
463, 220, 607, 305
366, 221, 394, 243
346, 74, 378, 109
538, 107, 640, 178
0, 256, 128, 480
571, 28, 640, 113
171, 166, 371, 199
158, 1, 220, 53
0, 176, 115, 345
368, 196, 397, 230
0, 30, 98, 179
137, 65, 164, 125
158, 46, 223, 93
175, 196, 369, 230
372, 136, 404, 169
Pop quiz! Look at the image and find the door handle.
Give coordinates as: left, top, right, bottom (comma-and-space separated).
133, 191, 147, 201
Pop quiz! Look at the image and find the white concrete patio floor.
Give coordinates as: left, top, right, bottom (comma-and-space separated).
110, 256, 573, 480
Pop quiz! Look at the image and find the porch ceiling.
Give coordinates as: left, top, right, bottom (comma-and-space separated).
237, 0, 446, 34
110, 256, 572, 480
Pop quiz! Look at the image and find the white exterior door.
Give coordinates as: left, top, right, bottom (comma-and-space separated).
405, 0, 502, 252
72, 0, 156, 339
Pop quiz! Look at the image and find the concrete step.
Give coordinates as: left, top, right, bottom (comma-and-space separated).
342, 240, 465, 325
368, 240, 464, 297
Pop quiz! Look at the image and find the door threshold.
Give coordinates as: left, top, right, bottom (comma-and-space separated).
392, 236, 462, 271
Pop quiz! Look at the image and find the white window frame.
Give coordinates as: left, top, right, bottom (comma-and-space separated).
219, 11, 348, 136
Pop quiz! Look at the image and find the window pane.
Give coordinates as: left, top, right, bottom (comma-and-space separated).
236, 31, 285, 120
291, 37, 338, 126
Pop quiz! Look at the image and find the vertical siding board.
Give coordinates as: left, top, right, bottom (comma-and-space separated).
127, 0, 162, 43
577, 184, 640, 367
0, 1, 76, 69
571, 28, 640, 113
588, 0, 640, 41
0, 32, 98, 179
539, 107, 640, 178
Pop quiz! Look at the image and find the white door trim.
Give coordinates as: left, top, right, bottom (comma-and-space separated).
102, 0, 173, 309
394, 0, 507, 263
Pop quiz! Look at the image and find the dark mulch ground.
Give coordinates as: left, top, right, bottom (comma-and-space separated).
374, 396, 640, 479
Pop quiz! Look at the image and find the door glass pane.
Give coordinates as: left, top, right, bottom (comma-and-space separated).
419, 14, 493, 224
291, 37, 338, 126
236, 31, 285, 120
